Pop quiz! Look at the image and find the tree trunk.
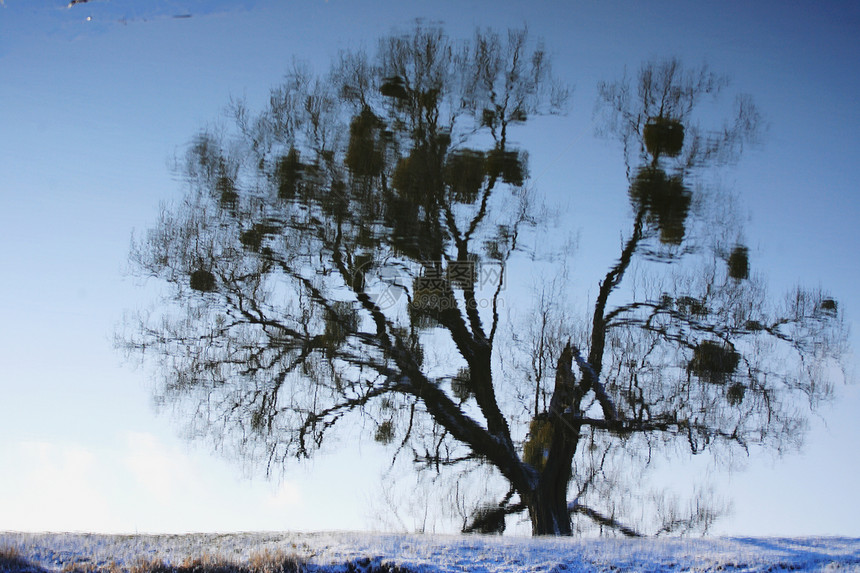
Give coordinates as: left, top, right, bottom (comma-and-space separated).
525, 343, 578, 536
527, 479, 573, 536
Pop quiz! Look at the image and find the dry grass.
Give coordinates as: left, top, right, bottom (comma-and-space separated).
1, 545, 46, 573
3, 545, 413, 573
55, 549, 306, 573
136, 549, 305, 573
2, 546, 305, 573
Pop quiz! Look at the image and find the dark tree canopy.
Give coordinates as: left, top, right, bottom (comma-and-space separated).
120, 26, 847, 536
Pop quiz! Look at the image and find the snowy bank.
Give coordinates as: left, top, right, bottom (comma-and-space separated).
1, 532, 859, 572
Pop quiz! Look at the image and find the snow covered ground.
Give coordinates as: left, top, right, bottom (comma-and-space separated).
1, 531, 859, 572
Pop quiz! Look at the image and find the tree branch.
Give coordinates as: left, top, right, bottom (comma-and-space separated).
569, 500, 642, 537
